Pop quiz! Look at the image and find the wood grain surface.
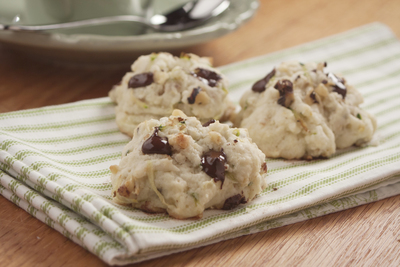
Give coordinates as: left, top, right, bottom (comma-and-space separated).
1, 0, 400, 266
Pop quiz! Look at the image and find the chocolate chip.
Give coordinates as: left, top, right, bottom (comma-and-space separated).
233, 139, 238, 143
310, 91, 318, 103
142, 127, 172, 155
187, 87, 201, 104
202, 119, 216, 127
201, 150, 226, 188
222, 194, 245, 210
252, 68, 276, 93
327, 72, 346, 98
274, 79, 294, 107
128, 72, 154, 89
275, 79, 293, 92
324, 62, 327, 67
193, 68, 221, 87
321, 79, 328, 84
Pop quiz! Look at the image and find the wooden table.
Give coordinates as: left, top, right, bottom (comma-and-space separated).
1, 0, 400, 265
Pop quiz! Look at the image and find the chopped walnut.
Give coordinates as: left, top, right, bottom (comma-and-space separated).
275, 79, 294, 108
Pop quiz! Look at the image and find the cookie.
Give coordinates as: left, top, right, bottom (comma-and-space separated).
110, 110, 268, 219
109, 52, 235, 137
236, 61, 377, 159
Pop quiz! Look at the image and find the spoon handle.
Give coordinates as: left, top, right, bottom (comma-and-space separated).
0, 15, 152, 32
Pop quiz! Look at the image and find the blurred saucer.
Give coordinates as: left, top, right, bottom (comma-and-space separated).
0, 0, 259, 65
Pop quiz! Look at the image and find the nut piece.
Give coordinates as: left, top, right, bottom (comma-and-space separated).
194, 91, 210, 105
274, 79, 294, 108
110, 165, 119, 174
170, 132, 190, 149
315, 83, 329, 98
261, 162, 267, 173
209, 131, 223, 145
172, 109, 187, 118
118, 185, 131, 197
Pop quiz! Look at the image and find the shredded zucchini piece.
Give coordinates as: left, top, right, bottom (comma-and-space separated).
132, 96, 148, 109
190, 193, 199, 206
150, 54, 157, 61
291, 109, 309, 132
147, 161, 170, 207
233, 129, 240, 137
116, 194, 138, 204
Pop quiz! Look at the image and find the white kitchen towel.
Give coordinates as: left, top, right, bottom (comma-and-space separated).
1, 22, 400, 265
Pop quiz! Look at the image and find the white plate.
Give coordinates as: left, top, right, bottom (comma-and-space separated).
0, 0, 259, 64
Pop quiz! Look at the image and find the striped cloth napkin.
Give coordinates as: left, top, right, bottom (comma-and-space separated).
1, 22, 400, 265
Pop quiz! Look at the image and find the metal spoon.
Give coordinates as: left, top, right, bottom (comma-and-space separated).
0, 0, 230, 33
